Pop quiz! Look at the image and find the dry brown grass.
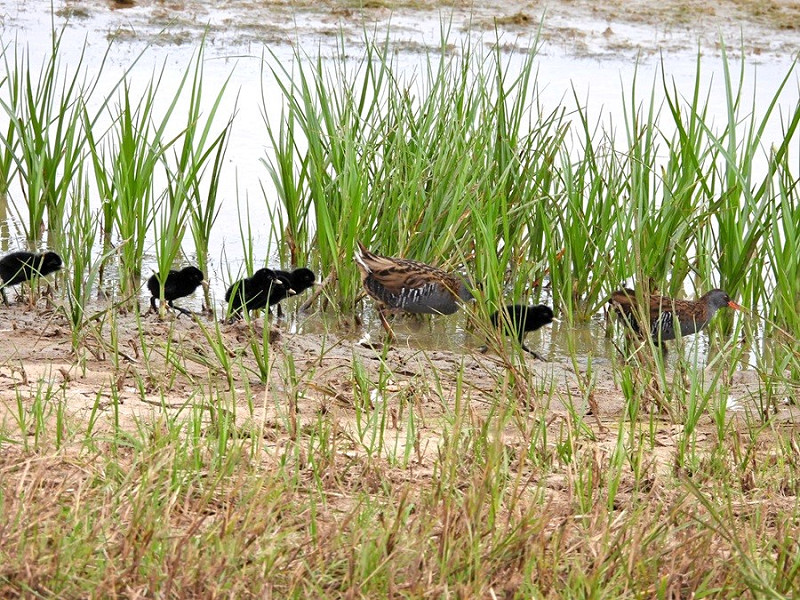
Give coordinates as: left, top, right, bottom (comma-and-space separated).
1, 302, 799, 597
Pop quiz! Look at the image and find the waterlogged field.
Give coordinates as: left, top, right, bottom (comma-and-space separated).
1, 1, 800, 597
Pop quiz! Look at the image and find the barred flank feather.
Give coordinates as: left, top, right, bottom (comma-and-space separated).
355, 241, 474, 317
610, 288, 741, 344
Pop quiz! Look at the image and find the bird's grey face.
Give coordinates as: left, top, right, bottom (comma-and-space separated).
706, 289, 733, 311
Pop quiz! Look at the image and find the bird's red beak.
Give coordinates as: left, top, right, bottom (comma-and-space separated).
728, 300, 743, 310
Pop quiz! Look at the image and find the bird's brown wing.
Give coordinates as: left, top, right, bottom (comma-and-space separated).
356, 243, 458, 295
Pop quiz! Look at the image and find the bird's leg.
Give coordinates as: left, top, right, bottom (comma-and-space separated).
519, 332, 546, 361
222, 305, 244, 324
521, 344, 546, 361
148, 296, 158, 315
44, 283, 56, 310
1, 287, 8, 306
276, 304, 284, 318
377, 305, 395, 341
169, 300, 193, 318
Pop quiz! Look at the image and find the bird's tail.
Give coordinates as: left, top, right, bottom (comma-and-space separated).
354, 240, 373, 274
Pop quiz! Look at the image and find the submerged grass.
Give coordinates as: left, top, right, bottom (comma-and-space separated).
0, 22, 799, 600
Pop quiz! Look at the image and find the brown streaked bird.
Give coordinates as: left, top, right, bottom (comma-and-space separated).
355, 240, 475, 337
609, 287, 742, 346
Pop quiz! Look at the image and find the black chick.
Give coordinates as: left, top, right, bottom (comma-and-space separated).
0, 250, 63, 305
271, 267, 316, 315
225, 268, 288, 320
147, 266, 205, 317
484, 304, 555, 360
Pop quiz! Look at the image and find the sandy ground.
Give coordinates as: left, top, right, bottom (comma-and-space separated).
1, 291, 796, 472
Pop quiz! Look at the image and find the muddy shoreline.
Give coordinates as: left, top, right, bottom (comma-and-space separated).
1, 299, 795, 441
38, 0, 799, 59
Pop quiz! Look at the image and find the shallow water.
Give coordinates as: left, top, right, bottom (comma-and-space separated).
0, 1, 797, 368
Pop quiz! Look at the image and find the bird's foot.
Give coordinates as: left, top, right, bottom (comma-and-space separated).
222, 312, 244, 325
173, 306, 194, 318
522, 345, 546, 361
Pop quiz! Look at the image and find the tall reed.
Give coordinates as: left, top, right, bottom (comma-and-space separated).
188, 122, 230, 310
61, 163, 104, 357
86, 65, 189, 309
0, 29, 89, 249
0, 49, 18, 200
265, 35, 567, 313
265, 38, 389, 308
766, 163, 800, 381
705, 48, 799, 313
154, 46, 233, 315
